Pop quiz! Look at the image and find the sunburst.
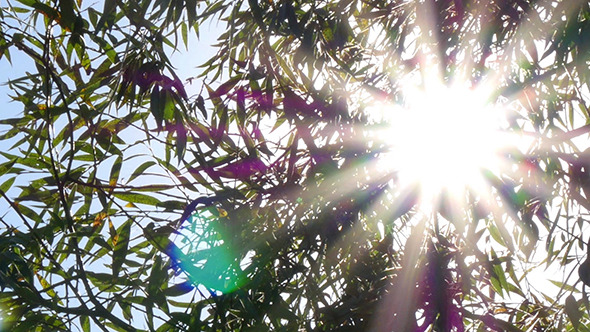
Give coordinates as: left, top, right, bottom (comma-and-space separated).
367, 70, 528, 216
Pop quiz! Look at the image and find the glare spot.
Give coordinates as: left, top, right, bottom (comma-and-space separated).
369, 80, 512, 204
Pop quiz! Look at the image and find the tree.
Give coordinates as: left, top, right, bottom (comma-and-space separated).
1, 0, 590, 330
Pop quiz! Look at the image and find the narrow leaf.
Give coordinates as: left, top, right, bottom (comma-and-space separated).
113, 192, 161, 206
112, 219, 132, 277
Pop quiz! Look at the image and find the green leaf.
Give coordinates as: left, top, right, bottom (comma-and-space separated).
128, 161, 156, 183
80, 315, 90, 332
488, 223, 506, 247
548, 279, 576, 292
86, 272, 123, 292
109, 155, 123, 187
181, 22, 188, 49
151, 85, 164, 127
147, 255, 167, 303
112, 219, 132, 277
0, 177, 16, 193
17, 204, 43, 224
163, 90, 175, 122
58, 0, 76, 31
35, 271, 62, 304
113, 192, 161, 206
15, 0, 37, 7
96, 0, 116, 30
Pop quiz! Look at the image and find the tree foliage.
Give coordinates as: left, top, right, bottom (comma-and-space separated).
1, 0, 590, 331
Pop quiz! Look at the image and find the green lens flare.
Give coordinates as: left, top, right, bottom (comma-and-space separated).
171, 210, 246, 293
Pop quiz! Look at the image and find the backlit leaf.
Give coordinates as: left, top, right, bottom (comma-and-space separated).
112, 219, 132, 277
113, 192, 161, 206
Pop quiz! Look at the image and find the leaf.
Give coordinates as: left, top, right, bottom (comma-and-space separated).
269, 297, 298, 322
493, 263, 510, 296
217, 207, 228, 217
181, 22, 188, 49
80, 315, 90, 332
492, 214, 515, 252
17, 204, 43, 224
96, 0, 116, 30
236, 87, 246, 124
248, 0, 264, 24
109, 155, 123, 187
565, 294, 582, 330
210, 76, 241, 99
58, 0, 77, 31
163, 90, 175, 122
151, 85, 164, 127
35, 271, 61, 304
93, 212, 107, 228
176, 122, 187, 162
86, 272, 123, 292
112, 219, 132, 278
186, 0, 197, 24
0, 176, 16, 193
195, 95, 207, 118
15, 0, 37, 6
548, 279, 576, 293
113, 192, 161, 206
213, 105, 229, 146
488, 223, 506, 247
163, 281, 195, 297
147, 255, 167, 303
128, 161, 156, 183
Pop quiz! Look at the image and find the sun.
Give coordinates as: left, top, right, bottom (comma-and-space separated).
370, 78, 512, 207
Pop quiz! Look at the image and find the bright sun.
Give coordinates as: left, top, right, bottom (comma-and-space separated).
371, 78, 512, 206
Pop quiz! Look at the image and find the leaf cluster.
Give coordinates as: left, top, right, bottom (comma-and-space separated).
1, 0, 590, 331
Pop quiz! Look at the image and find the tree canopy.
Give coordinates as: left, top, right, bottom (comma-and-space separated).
1, 0, 590, 330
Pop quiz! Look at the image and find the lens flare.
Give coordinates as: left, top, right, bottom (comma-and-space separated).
170, 208, 246, 293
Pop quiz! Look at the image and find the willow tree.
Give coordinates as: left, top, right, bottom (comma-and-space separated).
1, 0, 590, 330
